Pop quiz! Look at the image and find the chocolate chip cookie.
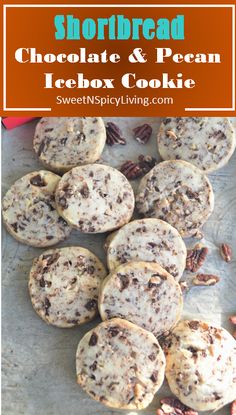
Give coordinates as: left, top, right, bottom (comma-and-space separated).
55, 164, 135, 233
136, 160, 214, 237
99, 261, 183, 337
29, 247, 107, 327
33, 117, 106, 172
106, 218, 186, 281
2, 171, 71, 247
76, 318, 166, 409
158, 117, 235, 173
165, 319, 236, 411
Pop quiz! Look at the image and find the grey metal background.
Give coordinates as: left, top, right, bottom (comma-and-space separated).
2, 118, 236, 415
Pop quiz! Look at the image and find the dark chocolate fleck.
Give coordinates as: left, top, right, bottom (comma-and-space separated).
89, 332, 98, 346
80, 184, 89, 198
30, 174, 46, 187
150, 370, 158, 382
117, 274, 130, 291
89, 361, 97, 371
44, 298, 51, 316
11, 222, 18, 233
85, 299, 97, 311
108, 326, 120, 337
61, 137, 68, 146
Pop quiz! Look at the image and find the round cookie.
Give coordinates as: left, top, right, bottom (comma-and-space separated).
165, 320, 236, 411
2, 170, 71, 247
99, 261, 183, 337
55, 164, 135, 233
76, 318, 166, 410
29, 247, 107, 327
136, 160, 214, 238
33, 117, 106, 172
157, 117, 236, 173
106, 218, 187, 281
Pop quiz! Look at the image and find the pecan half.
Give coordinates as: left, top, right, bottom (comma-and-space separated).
133, 123, 152, 144
231, 401, 236, 415
106, 122, 126, 146
192, 273, 220, 286
157, 397, 198, 415
220, 243, 232, 262
138, 154, 157, 174
186, 244, 208, 272
120, 160, 142, 180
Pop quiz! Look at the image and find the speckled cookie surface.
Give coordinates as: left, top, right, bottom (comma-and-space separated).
76, 318, 165, 410
2, 170, 72, 247
99, 261, 183, 337
106, 218, 186, 281
136, 160, 214, 237
29, 247, 107, 327
55, 164, 135, 233
157, 117, 235, 173
33, 117, 106, 172
165, 320, 236, 411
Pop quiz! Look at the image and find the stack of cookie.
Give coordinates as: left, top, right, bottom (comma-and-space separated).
2, 117, 236, 412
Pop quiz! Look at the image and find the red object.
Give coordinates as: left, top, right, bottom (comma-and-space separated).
2, 117, 37, 130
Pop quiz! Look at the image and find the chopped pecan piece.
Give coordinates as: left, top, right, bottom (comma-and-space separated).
42, 252, 60, 265
192, 230, 204, 240
231, 400, 236, 415
192, 273, 220, 286
229, 316, 236, 325
120, 160, 142, 180
133, 123, 152, 144
157, 397, 198, 415
179, 281, 189, 293
166, 130, 178, 140
106, 122, 126, 146
186, 244, 208, 272
220, 243, 232, 262
138, 154, 157, 174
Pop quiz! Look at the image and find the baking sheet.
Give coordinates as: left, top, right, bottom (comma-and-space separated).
2, 117, 236, 415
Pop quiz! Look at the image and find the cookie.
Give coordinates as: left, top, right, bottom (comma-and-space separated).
55, 164, 135, 233
99, 261, 183, 337
2, 171, 71, 247
106, 218, 186, 281
29, 247, 107, 327
165, 320, 236, 411
76, 318, 165, 410
157, 117, 236, 173
33, 117, 106, 172
136, 160, 214, 237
